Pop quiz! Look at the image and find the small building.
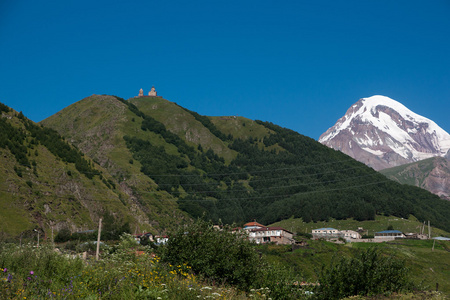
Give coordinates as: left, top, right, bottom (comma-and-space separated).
247, 226, 294, 245
357, 227, 368, 236
341, 230, 362, 240
133, 232, 154, 244
312, 228, 342, 239
243, 221, 294, 245
155, 235, 168, 245
404, 232, 428, 240
374, 230, 405, 239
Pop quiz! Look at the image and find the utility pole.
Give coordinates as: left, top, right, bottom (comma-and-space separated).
428, 220, 431, 239
52, 226, 54, 248
96, 218, 102, 261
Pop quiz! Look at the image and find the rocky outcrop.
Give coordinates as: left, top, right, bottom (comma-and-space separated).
381, 157, 450, 200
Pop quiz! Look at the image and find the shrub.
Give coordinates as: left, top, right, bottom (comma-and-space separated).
314, 247, 412, 299
160, 219, 261, 290
296, 232, 313, 239
54, 228, 72, 243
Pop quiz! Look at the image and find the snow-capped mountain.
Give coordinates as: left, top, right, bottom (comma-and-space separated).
319, 95, 450, 170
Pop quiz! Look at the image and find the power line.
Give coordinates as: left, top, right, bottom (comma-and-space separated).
134, 173, 384, 195
147, 165, 372, 186
0, 163, 385, 196
131, 158, 360, 177
9, 157, 360, 178
0, 177, 391, 203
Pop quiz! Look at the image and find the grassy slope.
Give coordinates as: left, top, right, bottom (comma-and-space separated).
210, 116, 285, 153
130, 97, 239, 163
0, 111, 138, 238
380, 157, 440, 186
211, 116, 273, 141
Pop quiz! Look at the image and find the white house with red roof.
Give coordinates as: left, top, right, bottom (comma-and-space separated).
243, 221, 294, 245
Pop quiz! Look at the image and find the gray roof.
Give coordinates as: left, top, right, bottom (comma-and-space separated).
375, 230, 403, 234
313, 228, 338, 231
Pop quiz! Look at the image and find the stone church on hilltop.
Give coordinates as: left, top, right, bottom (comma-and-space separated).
138, 86, 157, 97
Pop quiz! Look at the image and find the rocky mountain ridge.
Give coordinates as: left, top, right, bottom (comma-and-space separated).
381, 156, 450, 201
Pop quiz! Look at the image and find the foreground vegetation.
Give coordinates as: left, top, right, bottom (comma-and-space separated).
3, 220, 444, 299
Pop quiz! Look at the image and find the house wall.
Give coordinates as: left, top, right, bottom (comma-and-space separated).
248, 229, 293, 245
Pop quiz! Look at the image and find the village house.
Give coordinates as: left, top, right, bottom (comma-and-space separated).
243, 222, 294, 245
133, 232, 154, 244
312, 228, 362, 241
311, 227, 342, 239
155, 235, 169, 245
374, 230, 405, 239
341, 230, 362, 240
404, 232, 428, 240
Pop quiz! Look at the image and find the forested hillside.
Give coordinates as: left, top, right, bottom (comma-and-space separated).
42, 95, 450, 232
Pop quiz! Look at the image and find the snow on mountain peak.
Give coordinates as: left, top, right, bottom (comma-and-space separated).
319, 95, 450, 170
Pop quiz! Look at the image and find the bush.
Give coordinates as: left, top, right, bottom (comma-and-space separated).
54, 228, 72, 243
160, 219, 261, 290
314, 247, 412, 299
296, 232, 313, 239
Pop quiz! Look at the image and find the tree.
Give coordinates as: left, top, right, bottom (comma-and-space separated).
315, 247, 412, 299
160, 219, 261, 290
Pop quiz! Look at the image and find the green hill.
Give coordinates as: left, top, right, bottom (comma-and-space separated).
0, 101, 186, 240
40, 95, 450, 232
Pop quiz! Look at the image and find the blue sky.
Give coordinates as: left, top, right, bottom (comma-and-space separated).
1, 0, 449, 140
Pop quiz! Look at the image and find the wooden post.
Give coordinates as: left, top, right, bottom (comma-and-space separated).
432, 239, 435, 252
428, 220, 431, 239
96, 218, 102, 261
